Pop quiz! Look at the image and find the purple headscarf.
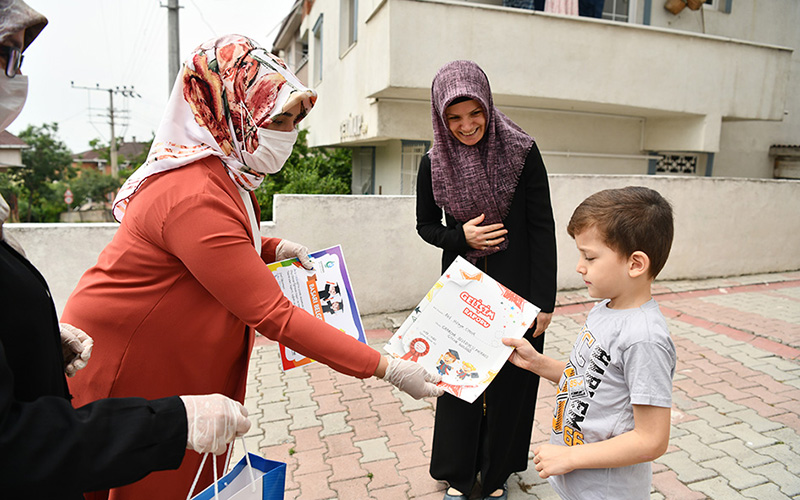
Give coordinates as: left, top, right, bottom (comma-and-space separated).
429, 60, 533, 262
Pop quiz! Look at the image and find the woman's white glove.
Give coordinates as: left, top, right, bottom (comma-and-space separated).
181, 394, 251, 455
59, 323, 93, 377
383, 357, 444, 399
275, 239, 313, 270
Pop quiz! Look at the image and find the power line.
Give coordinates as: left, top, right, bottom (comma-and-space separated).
70, 82, 142, 178
163, 0, 183, 94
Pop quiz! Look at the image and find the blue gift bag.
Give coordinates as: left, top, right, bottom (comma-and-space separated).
189, 452, 286, 500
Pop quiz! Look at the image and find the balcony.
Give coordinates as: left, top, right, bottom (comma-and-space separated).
310, 0, 792, 154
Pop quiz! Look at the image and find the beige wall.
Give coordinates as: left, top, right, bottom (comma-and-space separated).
8, 175, 799, 318
0, 149, 23, 168
644, 0, 800, 179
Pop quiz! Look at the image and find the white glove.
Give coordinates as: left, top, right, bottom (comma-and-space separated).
59, 323, 93, 377
275, 239, 313, 270
181, 394, 251, 455
383, 357, 444, 399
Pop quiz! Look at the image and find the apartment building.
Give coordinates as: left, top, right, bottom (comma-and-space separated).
272, 0, 798, 194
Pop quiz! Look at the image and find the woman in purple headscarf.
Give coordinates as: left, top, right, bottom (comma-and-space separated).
416, 60, 557, 500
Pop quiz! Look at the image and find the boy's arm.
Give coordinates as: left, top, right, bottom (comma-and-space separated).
533, 404, 671, 478
502, 337, 564, 383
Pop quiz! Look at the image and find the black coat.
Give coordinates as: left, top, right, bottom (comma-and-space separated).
416, 144, 557, 495
0, 240, 187, 499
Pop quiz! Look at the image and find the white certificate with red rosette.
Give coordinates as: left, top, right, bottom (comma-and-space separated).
384, 256, 540, 403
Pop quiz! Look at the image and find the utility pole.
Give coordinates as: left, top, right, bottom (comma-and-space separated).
165, 0, 182, 93
71, 82, 141, 178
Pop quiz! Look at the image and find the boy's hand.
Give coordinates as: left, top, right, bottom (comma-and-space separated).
533, 443, 574, 478
503, 337, 540, 372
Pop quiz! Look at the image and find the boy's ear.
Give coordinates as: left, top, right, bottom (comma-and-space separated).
628, 251, 650, 278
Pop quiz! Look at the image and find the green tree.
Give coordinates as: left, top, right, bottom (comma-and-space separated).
0, 172, 22, 222
88, 134, 154, 181
15, 123, 74, 221
254, 129, 352, 220
127, 135, 155, 169
68, 168, 123, 209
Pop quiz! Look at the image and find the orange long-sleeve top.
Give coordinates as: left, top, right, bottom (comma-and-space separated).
63, 157, 381, 498
65, 156, 380, 408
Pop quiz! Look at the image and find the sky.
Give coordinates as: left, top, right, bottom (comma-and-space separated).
9, 0, 295, 153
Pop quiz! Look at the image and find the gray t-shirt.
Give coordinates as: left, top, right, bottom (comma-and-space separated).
548, 298, 676, 500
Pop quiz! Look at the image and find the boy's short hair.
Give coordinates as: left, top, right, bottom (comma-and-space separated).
567, 186, 674, 278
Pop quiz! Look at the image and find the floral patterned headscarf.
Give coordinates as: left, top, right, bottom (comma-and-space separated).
112, 34, 316, 222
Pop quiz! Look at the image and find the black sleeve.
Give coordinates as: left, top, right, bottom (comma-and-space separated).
524, 144, 557, 313
0, 341, 187, 497
415, 154, 469, 252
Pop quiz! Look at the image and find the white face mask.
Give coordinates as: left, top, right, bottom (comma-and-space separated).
241, 127, 298, 175
0, 75, 28, 132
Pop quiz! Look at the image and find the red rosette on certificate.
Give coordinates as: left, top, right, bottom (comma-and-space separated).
401, 338, 430, 362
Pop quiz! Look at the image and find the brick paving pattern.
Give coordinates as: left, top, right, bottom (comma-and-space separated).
230, 271, 800, 499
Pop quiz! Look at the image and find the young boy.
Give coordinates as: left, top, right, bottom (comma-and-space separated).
503, 186, 676, 500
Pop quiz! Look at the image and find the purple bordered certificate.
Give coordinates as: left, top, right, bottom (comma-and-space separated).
267, 245, 367, 370
384, 256, 539, 403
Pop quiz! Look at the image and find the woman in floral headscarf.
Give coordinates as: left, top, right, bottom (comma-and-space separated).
416, 60, 557, 500
62, 35, 442, 500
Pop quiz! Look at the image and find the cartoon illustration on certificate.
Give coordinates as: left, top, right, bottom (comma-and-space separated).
384, 256, 540, 403
267, 245, 367, 370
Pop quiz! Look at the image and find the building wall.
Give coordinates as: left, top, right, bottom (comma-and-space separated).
645, 0, 800, 178
284, 0, 796, 186
9, 176, 799, 318
373, 140, 403, 194
0, 149, 23, 168
369, 106, 656, 187
502, 107, 651, 174
300, 0, 394, 149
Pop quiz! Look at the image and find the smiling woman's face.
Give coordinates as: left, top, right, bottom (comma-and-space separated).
444, 98, 486, 146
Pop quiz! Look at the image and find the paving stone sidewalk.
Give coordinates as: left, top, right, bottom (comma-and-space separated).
232, 271, 800, 500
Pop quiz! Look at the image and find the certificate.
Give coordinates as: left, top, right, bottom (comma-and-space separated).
384, 256, 539, 403
267, 245, 367, 370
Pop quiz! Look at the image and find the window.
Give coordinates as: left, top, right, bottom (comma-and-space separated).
313, 15, 323, 84
705, 0, 732, 12
655, 154, 697, 175
502, 0, 535, 9
400, 141, 430, 195
293, 36, 308, 71
340, 0, 358, 56
602, 0, 631, 22
352, 147, 375, 194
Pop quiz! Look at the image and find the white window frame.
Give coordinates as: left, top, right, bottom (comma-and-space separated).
400, 141, 429, 195
352, 146, 375, 194
339, 0, 358, 56
603, 0, 636, 23
313, 15, 324, 84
